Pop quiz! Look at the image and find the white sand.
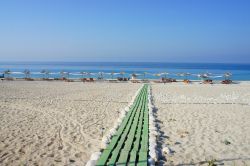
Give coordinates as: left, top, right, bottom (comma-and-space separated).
0, 81, 141, 165
152, 83, 250, 166
1, 81, 250, 166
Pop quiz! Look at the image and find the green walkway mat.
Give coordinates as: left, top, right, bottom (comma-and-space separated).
96, 85, 149, 166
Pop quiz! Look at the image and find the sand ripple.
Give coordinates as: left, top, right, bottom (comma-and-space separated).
0, 81, 140, 165
152, 84, 250, 166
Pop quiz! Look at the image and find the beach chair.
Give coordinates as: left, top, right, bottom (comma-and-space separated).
171, 78, 177, 82
66, 79, 74, 82
61, 77, 67, 81
0, 74, 4, 81
203, 79, 213, 84
183, 79, 191, 84
25, 78, 34, 81
142, 79, 149, 83
81, 78, 87, 82
221, 79, 232, 84
117, 77, 123, 81
153, 80, 162, 83
6, 77, 14, 81
131, 79, 140, 83
162, 78, 172, 83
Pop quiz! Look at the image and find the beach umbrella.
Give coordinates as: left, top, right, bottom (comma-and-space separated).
202, 72, 211, 78
60, 71, 65, 79
120, 71, 125, 79
154, 73, 161, 77
197, 72, 212, 82
66, 72, 70, 79
197, 73, 203, 82
60, 71, 70, 79
111, 71, 114, 79
110, 72, 120, 79
177, 72, 191, 80
23, 69, 31, 78
131, 73, 137, 79
45, 70, 50, 79
80, 71, 87, 79
153, 73, 161, 79
197, 73, 207, 79
224, 72, 232, 80
98, 72, 104, 80
86, 72, 93, 78
4, 69, 11, 78
40, 69, 47, 79
130, 72, 138, 79
161, 72, 169, 79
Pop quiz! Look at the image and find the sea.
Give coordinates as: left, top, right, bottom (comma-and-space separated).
0, 62, 250, 80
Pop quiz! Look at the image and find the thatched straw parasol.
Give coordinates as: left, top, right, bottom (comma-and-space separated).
4, 69, 11, 78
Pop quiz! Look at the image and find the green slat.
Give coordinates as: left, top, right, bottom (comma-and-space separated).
137, 152, 148, 166
122, 99, 143, 152
96, 85, 150, 165
96, 149, 112, 166
106, 149, 120, 165
116, 150, 130, 165
107, 105, 139, 164
128, 151, 137, 166
116, 95, 144, 162
97, 92, 143, 165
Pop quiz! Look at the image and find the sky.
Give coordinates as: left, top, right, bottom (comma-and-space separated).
0, 0, 250, 63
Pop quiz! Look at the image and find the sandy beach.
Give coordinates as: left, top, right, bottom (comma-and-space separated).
0, 81, 140, 165
152, 83, 250, 165
1, 81, 250, 166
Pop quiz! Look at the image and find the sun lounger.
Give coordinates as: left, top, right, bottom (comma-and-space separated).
221, 79, 232, 84
183, 79, 191, 84
65, 79, 74, 82
162, 78, 176, 83
107, 79, 118, 83
5, 77, 14, 81
25, 78, 34, 81
81, 78, 87, 82
87, 78, 94, 82
153, 80, 162, 83
131, 79, 141, 83
117, 77, 123, 81
123, 78, 128, 81
61, 77, 67, 81
203, 79, 213, 84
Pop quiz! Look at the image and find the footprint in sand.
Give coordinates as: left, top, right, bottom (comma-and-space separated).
54, 157, 62, 162
87, 143, 92, 148
75, 152, 84, 158
47, 153, 54, 157
58, 146, 63, 150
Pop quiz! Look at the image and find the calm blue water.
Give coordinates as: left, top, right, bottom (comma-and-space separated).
0, 62, 250, 80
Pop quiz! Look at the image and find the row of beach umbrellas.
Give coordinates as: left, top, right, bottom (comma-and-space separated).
0, 69, 233, 80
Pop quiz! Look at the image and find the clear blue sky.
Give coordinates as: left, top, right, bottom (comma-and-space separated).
0, 0, 250, 63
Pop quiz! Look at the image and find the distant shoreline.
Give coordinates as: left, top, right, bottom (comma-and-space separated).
1, 78, 250, 85
1, 62, 250, 80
